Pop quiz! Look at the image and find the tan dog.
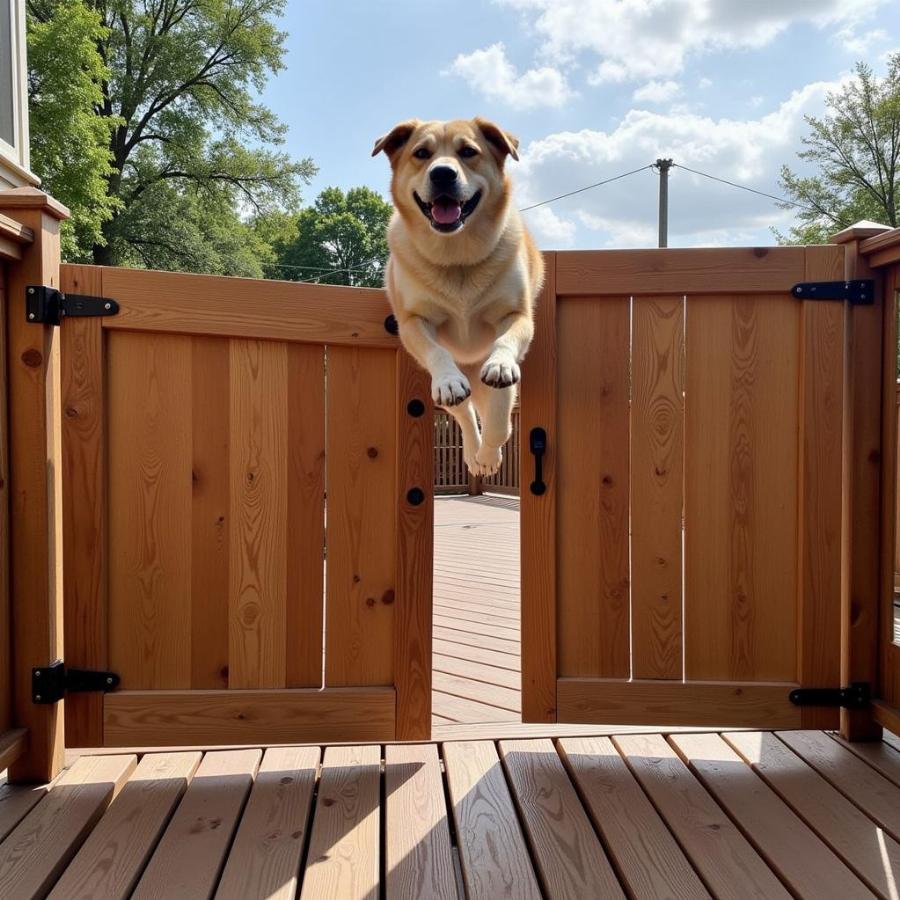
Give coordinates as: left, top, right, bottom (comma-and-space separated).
373, 117, 544, 476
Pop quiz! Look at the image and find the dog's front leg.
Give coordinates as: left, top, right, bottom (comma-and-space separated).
397, 315, 471, 407
480, 311, 534, 389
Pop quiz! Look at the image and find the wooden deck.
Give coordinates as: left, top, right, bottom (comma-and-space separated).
433, 495, 523, 732
1, 730, 899, 898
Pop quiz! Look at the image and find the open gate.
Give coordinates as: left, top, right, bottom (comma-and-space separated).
57, 264, 433, 747
521, 244, 864, 730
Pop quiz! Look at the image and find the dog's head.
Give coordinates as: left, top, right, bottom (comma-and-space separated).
372, 117, 518, 238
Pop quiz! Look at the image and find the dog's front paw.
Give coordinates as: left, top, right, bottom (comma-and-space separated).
432, 372, 471, 407
480, 354, 520, 389
475, 444, 502, 476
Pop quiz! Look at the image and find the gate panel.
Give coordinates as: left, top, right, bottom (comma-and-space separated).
524, 246, 848, 729
60, 264, 431, 747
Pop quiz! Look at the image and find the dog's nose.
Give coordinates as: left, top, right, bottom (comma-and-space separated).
429, 165, 458, 188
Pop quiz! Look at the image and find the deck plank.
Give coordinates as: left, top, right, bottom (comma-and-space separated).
385, 744, 457, 900
300, 745, 381, 900
830, 733, 900, 788
499, 738, 625, 898
433, 671, 520, 712
443, 741, 541, 900
48, 752, 201, 900
131, 749, 261, 900
725, 731, 900, 899
613, 733, 790, 900
0, 754, 136, 900
0, 781, 51, 844
215, 747, 319, 900
432, 692, 519, 724
433, 654, 520, 690
670, 733, 872, 899
558, 736, 709, 899
778, 731, 900, 841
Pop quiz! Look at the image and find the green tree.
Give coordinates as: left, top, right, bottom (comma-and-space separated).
27, 0, 316, 272
27, 0, 121, 259
271, 186, 392, 286
778, 55, 900, 244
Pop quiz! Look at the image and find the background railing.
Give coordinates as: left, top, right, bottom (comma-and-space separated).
433, 407, 520, 496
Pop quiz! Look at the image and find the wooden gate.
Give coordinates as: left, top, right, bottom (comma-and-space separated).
521, 245, 855, 730
59, 264, 433, 747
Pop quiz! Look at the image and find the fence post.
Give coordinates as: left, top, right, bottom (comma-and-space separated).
0, 188, 69, 781
833, 223, 892, 741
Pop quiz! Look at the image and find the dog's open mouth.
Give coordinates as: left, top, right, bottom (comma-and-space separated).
414, 191, 482, 232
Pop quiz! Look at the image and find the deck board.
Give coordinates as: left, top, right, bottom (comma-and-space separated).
9, 730, 900, 898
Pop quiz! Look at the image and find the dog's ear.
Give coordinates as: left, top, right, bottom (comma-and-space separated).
475, 117, 520, 162
372, 120, 420, 160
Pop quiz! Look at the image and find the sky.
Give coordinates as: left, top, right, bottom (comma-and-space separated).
261, 0, 900, 250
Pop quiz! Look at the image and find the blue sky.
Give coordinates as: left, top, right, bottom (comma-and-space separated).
262, 0, 900, 249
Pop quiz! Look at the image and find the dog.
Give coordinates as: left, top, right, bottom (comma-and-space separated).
373, 117, 543, 476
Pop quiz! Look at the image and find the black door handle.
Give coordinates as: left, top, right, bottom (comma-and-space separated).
529, 427, 546, 496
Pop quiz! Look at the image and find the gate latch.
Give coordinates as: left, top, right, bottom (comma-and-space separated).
791, 280, 875, 305
26, 285, 119, 325
32, 661, 120, 704
788, 682, 870, 710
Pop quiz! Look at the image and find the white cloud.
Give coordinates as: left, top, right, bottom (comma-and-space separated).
447, 42, 574, 110
632, 80, 681, 104
516, 79, 840, 248
498, 0, 885, 82
521, 205, 578, 246
837, 25, 889, 55
698, 77, 713, 89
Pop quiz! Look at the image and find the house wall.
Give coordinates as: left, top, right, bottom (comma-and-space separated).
0, 0, 37, 189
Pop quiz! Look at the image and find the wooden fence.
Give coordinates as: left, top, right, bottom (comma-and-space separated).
434, 407, 520, 496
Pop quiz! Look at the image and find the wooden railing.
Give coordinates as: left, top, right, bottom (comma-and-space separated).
434, 407, 520, 496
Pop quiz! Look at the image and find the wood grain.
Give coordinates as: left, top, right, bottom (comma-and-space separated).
325, 347, 396, 686
558, 678, 802, 727
443, 741, 542, 900
191, 337, 230, 690
499, 738, 625, 897
684, 294, 799, 683
2, 198, 65, 782
777, 731, 900, 841
557, 296, 630, 678
99, 265, 397, 348
0, 729, 25, 777
103, 688, 395, 746
725, 730, 900, 898
108, 331, 193, 689
556, 246, 807, 295
559, 736, 708, 899
286, 343, 327, 687
384, 743, 456, 900
0, 754, 136, 899
48, 751, 201, 900
229, 339, 289, 688
300, 745, 381, 900
520, 252, 557, 721
670, 733, 871, 899
831, 732, 900, 788
0, 779, 50, 843
394, 350, 433, 738
131, 749, 260, 900
631, 296, 685, 680
60, 266, 107, 747
612, 733, 790, 900
216, 746, 320, 900
0, 264, 8, 735
798, 246, 845, 730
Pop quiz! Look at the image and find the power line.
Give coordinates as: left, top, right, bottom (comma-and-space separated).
672, 163, 816, 213
518, 164, 655, 212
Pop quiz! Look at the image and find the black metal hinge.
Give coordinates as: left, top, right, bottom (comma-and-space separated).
26, 285, 119, 325
788, 682, 870, 710
32, 660, 120, 704
791, 280, 875, 305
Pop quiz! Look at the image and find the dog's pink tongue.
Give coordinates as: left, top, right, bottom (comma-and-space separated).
432, 198, 461, 224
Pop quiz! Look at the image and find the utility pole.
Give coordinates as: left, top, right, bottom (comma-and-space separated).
655, 158, 674, 248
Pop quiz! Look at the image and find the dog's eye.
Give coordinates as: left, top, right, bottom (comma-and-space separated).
412, 147, 432, 160
458, 146, 478, 158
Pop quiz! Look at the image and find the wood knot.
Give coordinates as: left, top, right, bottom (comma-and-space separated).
381, 589, 395, 605
21, 348, 42, 368
280, 776, 293, 785
365, 597, 376, 607
353, 574, 361, 583
367, 447, 379, 459
321, 797, 334, 807
219, 665, 229, 682
64, 406, 79, 418
602, 475, 613, 487
753, 247, 768, 258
